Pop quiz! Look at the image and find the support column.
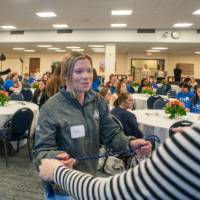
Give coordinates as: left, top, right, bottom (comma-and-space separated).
105, 43, 116, 82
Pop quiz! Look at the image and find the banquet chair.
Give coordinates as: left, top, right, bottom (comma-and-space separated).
147, 95, 162, 109
169, 120, 193, 137
156, 84, 171, 95
100, 114, 124, 173
0, 107, 34, 167
168, 89, 177, 98
20, 89, 33, 102
153, 98, 168, 109
10, 92, 24, 101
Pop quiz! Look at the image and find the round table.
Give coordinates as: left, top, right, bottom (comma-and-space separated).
0, 101, 39, 148
130, 109, 200, 143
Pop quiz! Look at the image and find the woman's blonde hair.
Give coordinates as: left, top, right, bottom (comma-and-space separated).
61, 52, 93, 89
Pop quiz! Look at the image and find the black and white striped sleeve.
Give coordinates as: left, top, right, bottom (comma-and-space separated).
53, 125, 200, 200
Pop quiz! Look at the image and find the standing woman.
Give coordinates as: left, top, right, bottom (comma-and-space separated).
155, 64, 167, 83
32, 52, 152, 200
32, 80, 48, 108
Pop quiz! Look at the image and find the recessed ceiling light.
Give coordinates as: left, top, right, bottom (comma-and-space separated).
111, 10, 132, 16
146, 49, 161, 52
66, 46, 81, 49
173, 23, 193, 27
55, 49, 66, 52
1, 25, 16, 30
194, 51, 200, 54
88, 45, 105, 48
111, 23, 127, 27
36, 12, 57, 17
48, 47, 60, 50
151, 47, 168, 50
53, 24, 68, 28
92, 48, 105, 52
192, 9, 200, 15
37, 45, 52, 48
72, 48, 84, 52
13, 47, 25, 50
24, 50, 35, 52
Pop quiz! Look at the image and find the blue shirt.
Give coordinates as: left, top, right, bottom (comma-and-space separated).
177, 91, 194, 106
3, 79, 14, 91
186, 98, 200, 113
92, 79, 100, 92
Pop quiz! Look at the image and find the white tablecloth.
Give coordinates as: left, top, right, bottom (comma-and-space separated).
0, 101, 39, 148
130, 109, 200, 143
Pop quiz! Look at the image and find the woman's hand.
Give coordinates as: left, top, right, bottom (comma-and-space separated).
39, 159, 64, 182
56, 152, 76, 169
129, 139, 152, 157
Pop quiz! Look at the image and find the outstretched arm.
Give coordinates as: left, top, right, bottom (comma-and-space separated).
39, 125, 200, 200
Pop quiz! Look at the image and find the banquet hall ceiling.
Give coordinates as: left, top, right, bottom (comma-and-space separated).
1, 0, 200, 54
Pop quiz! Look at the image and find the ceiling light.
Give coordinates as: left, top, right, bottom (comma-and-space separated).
13, 47, 25, 50
88, 45, 105, 48
93, 48, 105, 53
192, 9, 200, 15
36, 12, 57, 17
53, 24, 68, 28
194, 51, 200, 54
151, 47, 168, 50
24, 50, 35, 52
66, 46, 80, 49
55, 49, 66, 52
146, 49, 161, 52
173, 23, 193, 27
72, 48, 84, 52
37, 45, 52, 48
111, 10, 132, 16
111, 23, 127, 28
1, 25, 16, 30
48, 47, 60, 50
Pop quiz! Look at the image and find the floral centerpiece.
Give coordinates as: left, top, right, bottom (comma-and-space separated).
141, 86, 155, 95
164, 100, 187, 119
32, 81, 39, 89
0, 90, 9, 106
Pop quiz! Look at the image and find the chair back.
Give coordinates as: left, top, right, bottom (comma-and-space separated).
147, 95, 162, 109
5, 107, 34, 140
20, 89, 33, 102
168, 89, 177, 98
153, 98, 168, 109
169, 120, 193, 137
10, 92, 24, 101
156, 85, 171, 95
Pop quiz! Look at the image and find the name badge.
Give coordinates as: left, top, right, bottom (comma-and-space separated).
70, 125, 85, 139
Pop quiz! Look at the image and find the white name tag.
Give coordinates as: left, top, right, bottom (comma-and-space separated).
70, 125, 85, 139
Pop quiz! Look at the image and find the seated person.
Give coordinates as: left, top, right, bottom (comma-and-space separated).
111, 93, 142, 138
186, 84, 200, 113
39, 124, 200, 200
137, 78, 150, 93
99, 87, 112, 105
177, 82, 194, 106
32, 80, 48, 108
3, 72, 22, 94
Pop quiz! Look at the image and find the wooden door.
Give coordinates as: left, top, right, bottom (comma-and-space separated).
29, 58, 40, 74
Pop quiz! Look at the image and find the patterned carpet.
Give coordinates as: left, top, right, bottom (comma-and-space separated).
0, 146, 43, 200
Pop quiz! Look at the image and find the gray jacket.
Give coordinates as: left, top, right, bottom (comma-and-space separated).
32, 87, 133, 193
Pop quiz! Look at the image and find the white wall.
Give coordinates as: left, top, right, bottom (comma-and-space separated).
2, 52, 200, 80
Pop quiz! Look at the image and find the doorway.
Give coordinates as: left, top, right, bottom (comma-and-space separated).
29, 58, 40, 74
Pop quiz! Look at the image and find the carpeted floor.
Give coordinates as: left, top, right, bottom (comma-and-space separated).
0, 146, 43, 200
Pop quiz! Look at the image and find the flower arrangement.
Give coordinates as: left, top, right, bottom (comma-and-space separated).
164, 100, 187, 119
0, 90, 9, 106
131, 81, 140, 92
141, 86, 155, 95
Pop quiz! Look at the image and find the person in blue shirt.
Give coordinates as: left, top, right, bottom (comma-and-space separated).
91, 68, 100, 92
185, 84, 200, 113
3, 72, 22, 94
177, 82, 194, 106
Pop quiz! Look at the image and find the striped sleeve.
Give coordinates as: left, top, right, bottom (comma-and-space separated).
53, 125, 200, 200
